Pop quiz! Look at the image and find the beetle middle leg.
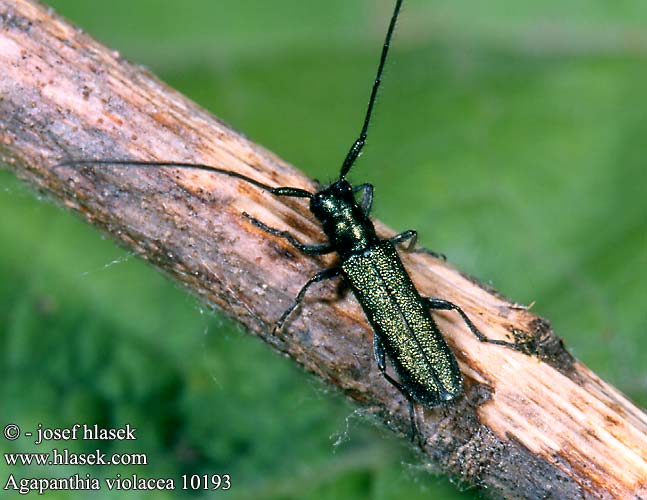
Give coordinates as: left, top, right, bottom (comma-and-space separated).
373, 334, 422, 444
243, 212, 334, 255
425, 297, 526, 350
275, 267, 341, 332
389, 230, 446, 260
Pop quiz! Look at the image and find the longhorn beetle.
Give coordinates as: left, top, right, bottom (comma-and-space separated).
59, 0, 526, 439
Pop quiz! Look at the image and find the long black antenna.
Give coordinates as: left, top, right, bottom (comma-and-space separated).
54, 160, 313, 198
339, 0, 404, 180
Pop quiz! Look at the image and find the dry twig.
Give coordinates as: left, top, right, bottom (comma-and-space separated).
1, 1, 646, 498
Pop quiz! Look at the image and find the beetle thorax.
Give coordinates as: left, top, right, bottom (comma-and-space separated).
310, 179, 377, 257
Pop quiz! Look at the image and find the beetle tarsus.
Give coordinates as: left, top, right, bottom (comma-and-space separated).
389, 230, 446, 260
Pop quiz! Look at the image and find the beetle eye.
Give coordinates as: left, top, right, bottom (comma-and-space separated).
337, 180, 352, 194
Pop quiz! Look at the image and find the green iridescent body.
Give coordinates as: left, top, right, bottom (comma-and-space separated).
342, 241, 462, 405
309, 179, 463, 406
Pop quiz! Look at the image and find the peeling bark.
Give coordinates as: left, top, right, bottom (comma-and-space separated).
1, 1, 646, 498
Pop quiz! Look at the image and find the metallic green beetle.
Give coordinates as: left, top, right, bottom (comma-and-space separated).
60, 0, 522, 437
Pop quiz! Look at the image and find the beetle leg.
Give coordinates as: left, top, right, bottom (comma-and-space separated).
335, 275, 351, 300
274, 267, 341, 332
425, 298, 525, 350
243, 212, 334, 255
352, 183, 374, 215
389, 230, 446, 260
373, 334, 421, 444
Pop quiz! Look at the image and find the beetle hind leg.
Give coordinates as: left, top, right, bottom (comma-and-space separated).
373, 334, 424, 446
425, 297, 528, 351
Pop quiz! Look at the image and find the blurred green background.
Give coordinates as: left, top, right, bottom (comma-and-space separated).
1, 0, 646, 498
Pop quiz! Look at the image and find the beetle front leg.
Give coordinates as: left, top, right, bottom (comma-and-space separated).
275, 267, 341, 332
243, 212, 334, 255
352, 183, 374, 215
425, 297, 525, 351
389, 230, 446, 260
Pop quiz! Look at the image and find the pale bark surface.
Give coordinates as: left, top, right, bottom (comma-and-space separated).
1, 1, 646, 498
